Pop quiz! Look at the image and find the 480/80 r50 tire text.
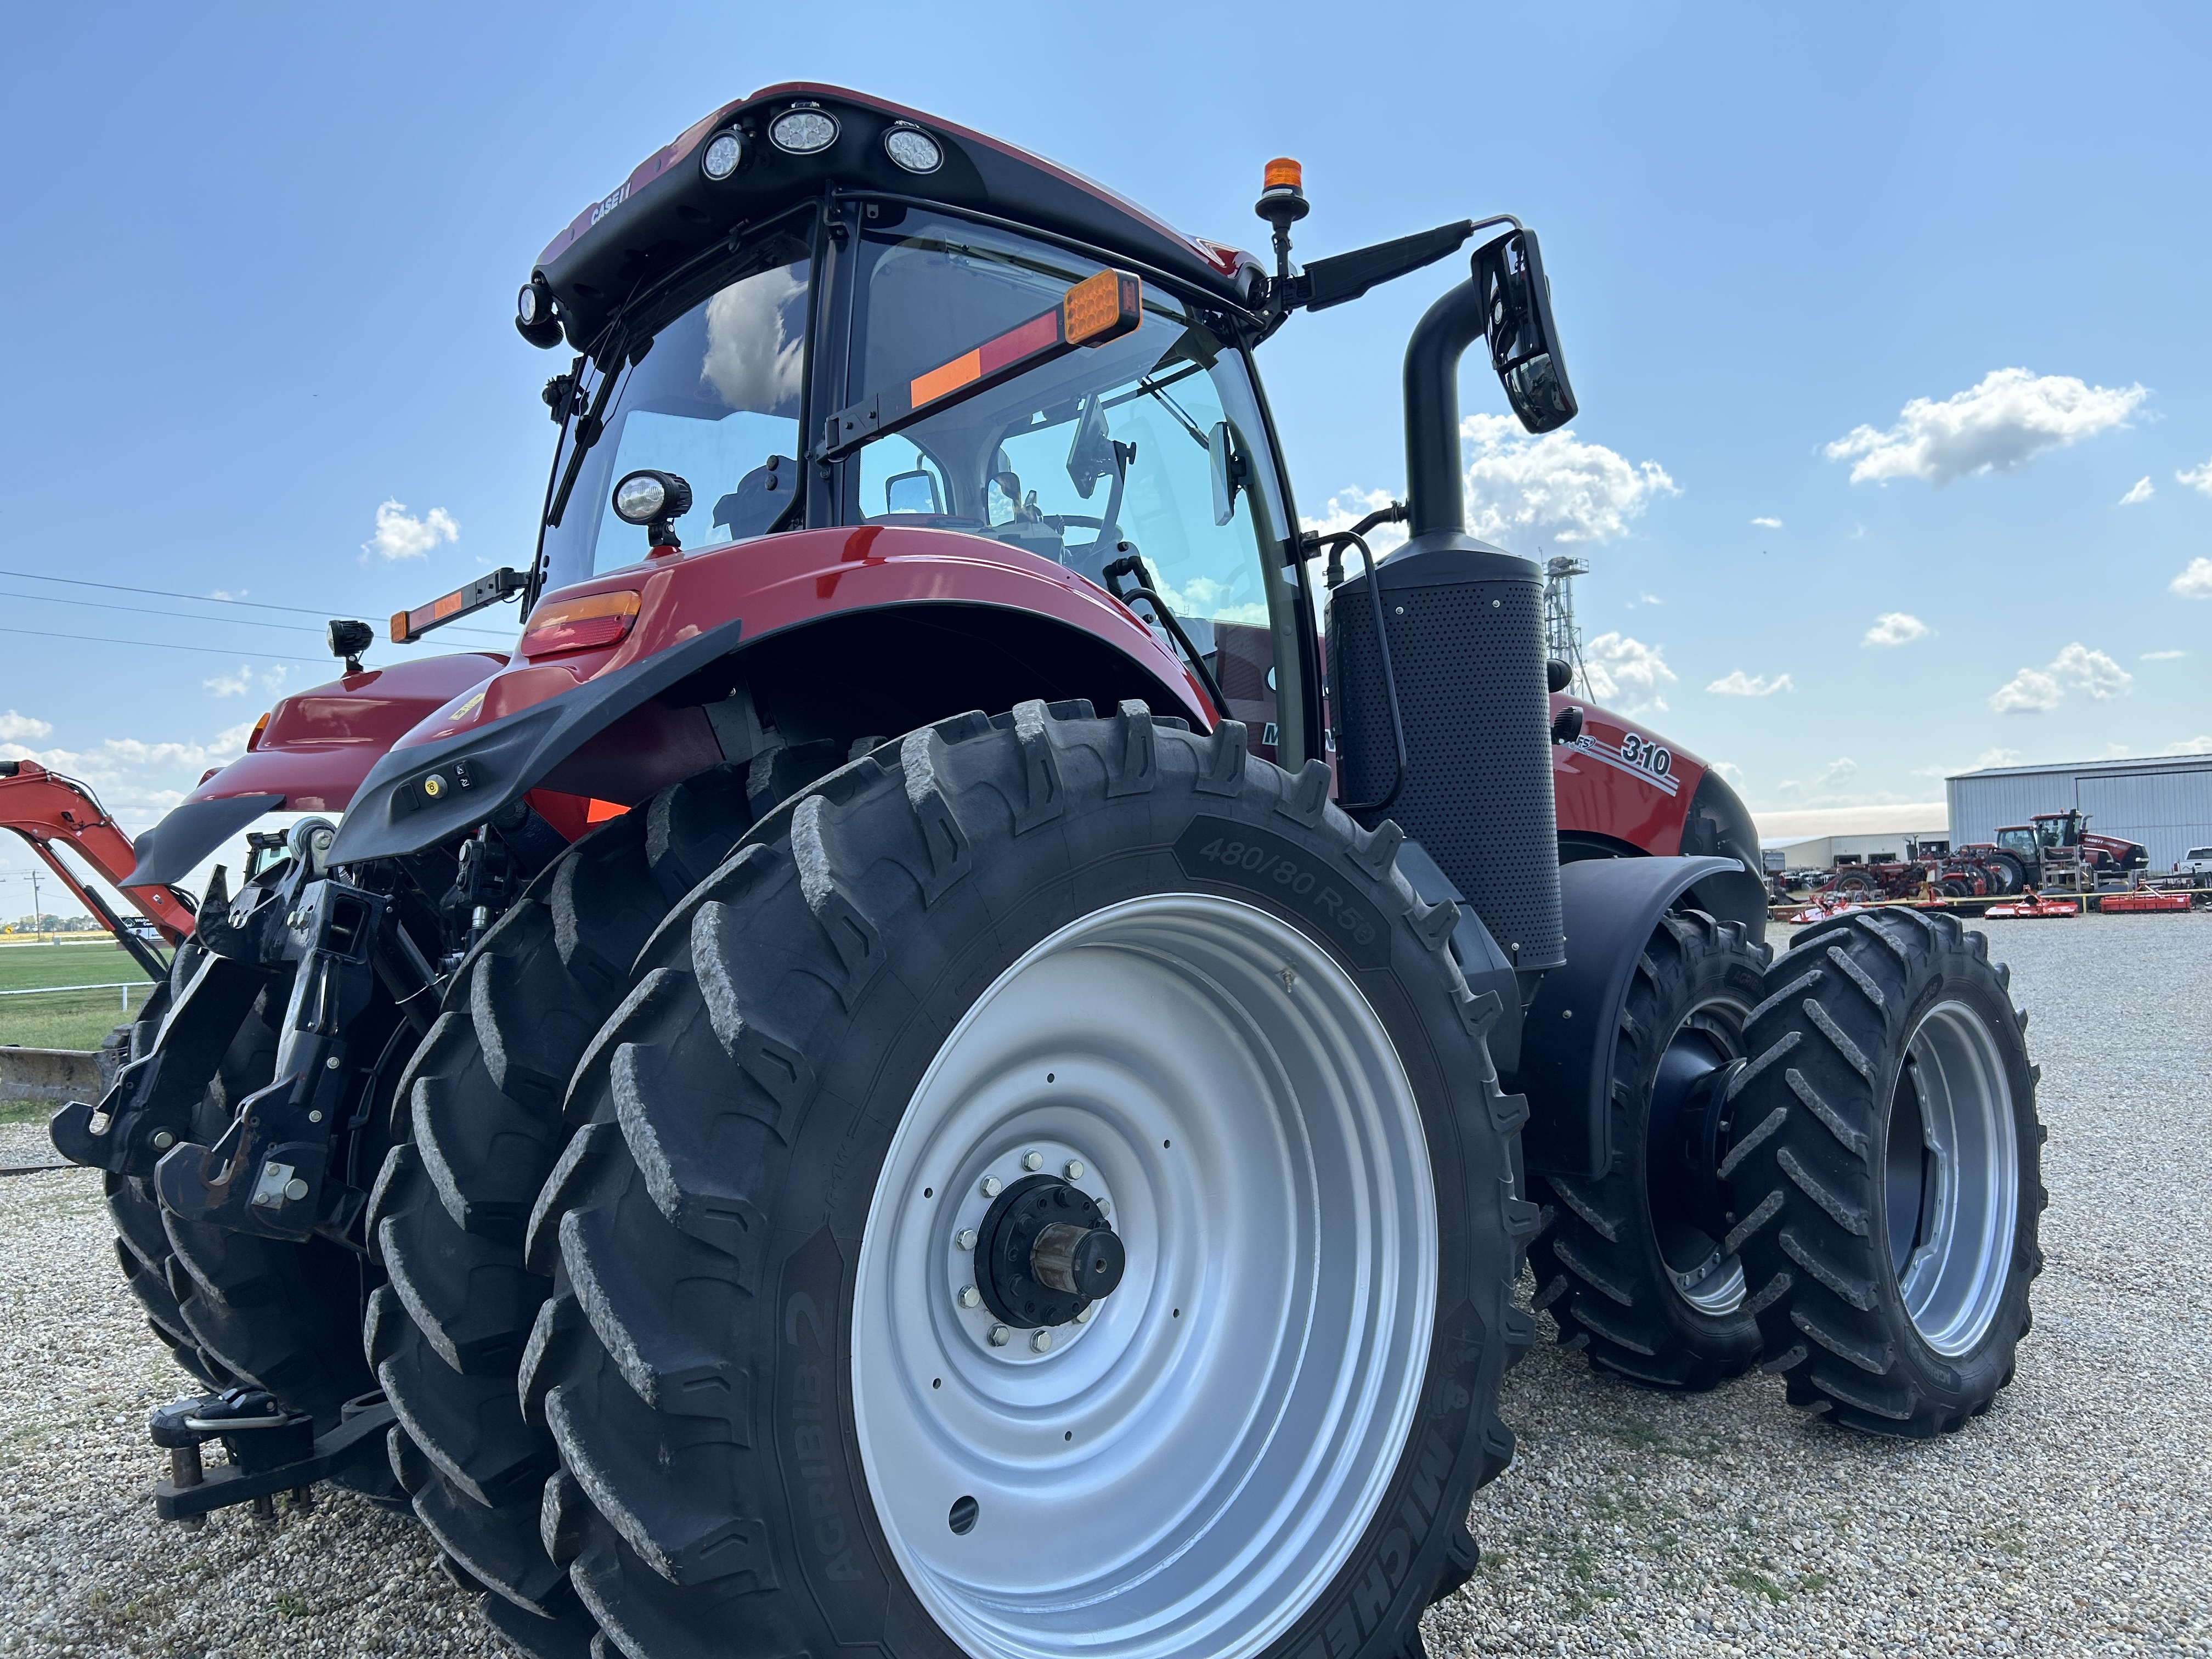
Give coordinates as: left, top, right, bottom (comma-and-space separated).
521, 701, 1535, 1659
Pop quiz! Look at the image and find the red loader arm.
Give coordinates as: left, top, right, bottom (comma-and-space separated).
0, 760, 196, 957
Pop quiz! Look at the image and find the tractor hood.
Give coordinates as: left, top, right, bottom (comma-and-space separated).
533, 83, 1265, 353
123, 652, 506, 887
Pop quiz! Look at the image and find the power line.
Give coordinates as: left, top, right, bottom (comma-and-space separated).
0, 566, 516, 642
1, 588, 321, 636
0, 624, 327, 663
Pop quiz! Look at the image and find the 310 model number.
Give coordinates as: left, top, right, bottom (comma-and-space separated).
1617, 732, 1673, 778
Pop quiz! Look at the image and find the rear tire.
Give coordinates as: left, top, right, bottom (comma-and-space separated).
526, 703, 1531, 1659
1980, 853, 2026, 897
1530, 909, 1767, 1389
1724, 909, 2044, 1435
364, 764, 757, 1653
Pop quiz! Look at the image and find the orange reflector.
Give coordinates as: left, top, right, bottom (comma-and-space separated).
911, 348, 983, 409
520, 588, 642, 657
1263, 157, 1302, 191
585, 798, 629, 824
247, 711, 271, 751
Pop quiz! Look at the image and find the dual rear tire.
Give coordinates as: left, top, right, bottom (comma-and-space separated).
375, 702, 1531, 1659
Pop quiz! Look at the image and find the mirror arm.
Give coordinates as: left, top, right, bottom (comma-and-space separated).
1272, 213, 1523, 317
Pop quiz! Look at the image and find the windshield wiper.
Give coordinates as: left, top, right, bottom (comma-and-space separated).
817, 269, 1142, 462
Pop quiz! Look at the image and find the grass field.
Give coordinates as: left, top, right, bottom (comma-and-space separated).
0, 939, 164, 1053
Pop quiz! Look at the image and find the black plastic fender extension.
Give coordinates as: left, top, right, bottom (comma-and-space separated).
1509, 855, 1742, 1180
325, 617, 747, 867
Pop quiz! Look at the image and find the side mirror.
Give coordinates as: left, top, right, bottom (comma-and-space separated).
884, 469, 943, 515
1207, 421, 1243, 526
1065, 394, 1117, 500
1473, 229, 1578, 434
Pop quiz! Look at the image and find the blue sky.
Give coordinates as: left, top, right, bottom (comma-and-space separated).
3, 2, 2208, 917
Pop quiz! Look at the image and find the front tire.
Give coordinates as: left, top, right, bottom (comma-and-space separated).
526, 702, 1532, 1659
1724, 909, 2044, 1435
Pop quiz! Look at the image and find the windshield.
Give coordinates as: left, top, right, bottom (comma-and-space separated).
540, 238, 812, 585
847, 210, 1305, 760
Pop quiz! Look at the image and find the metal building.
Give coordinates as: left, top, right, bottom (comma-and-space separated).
1948, 754, 2212, 869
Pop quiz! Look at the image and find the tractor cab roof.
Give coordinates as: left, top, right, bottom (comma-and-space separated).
532, 83, 1264, 351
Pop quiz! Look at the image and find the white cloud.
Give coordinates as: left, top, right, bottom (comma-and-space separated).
363, 499, 460, 562
701, 266, 808, 416
2051, 642, 2131, 700
205, 665, 290, 698
2172, 557, 2212, 599
1776, 757, 1860, 798
2179, 456, 2212, 496
1863, 611, 1932, 647
1825, 368, 2147, 485
1990, 667, 2063, 714
1707, 669, 1795, 696
1750, 516, 1782, 528
0, 710, 53, 743
1582, 631, 1675, 713
1709, 759, 1745, 785
2118, 476, 2154, 506
1628, 591, 1663, 608
1989, 642, 2132, 713
2141, 648, 2188, 661
1459, 414, 1677, 546
2167, 735, 2212, 755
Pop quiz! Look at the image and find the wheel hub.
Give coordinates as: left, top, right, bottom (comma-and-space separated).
973, 1174, 1126, 1328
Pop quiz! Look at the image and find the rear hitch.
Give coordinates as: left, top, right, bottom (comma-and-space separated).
150, 1388, 394, 1526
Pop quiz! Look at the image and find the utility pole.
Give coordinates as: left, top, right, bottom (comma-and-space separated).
1542, 555, 1593, 700
28, 865, 46, 943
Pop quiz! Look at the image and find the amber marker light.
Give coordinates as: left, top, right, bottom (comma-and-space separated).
1062, 269, 1142, 347
519, 589, 642, 657
247, 712, 271, 752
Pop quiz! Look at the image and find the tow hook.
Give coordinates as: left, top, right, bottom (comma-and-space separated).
150, 1389, 394, 1527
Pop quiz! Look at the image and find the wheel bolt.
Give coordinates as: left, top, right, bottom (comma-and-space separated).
958, 1286, 981, 1308
1075, 1304, 1095, 1324
1064, 1159, 1085, 1181
956, 1228, 978, 1251
1097, 1198, 1111, 1217
1030, 1330, 1053, 1354
988, 1325, 1011, 1347
1022, 1151, 1043, 1172
980, 1175, 1002, 1198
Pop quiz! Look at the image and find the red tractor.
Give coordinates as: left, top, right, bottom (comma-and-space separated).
53, 87, 2042, 1659
1960, 810, 2148, 895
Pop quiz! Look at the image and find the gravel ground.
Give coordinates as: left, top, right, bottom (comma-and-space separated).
2, 913, 2205, 1657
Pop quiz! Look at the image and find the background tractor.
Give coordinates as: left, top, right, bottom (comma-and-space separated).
1959, 809, 2149, 895
53, 86, 2043, 1659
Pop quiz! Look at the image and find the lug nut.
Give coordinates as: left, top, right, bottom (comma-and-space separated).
956, 1228, 978, 1251
1022, 1151, 1043, 1172
1075, 1304, 1096, 1324
1097, 1198, 1111, 1218
988, 1325, 1011, 1347
980, 1175, 1002, 1198
1030, 1330, 1053, 1354
958, 1286, 981, 1308
1064, 1159, 1085, 1181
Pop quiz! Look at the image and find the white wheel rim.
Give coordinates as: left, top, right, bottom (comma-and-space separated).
854, 893, 1436, 1659
1888, 999, 2021, 1357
